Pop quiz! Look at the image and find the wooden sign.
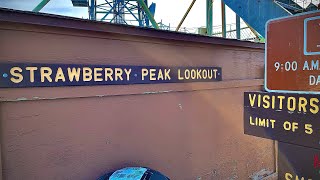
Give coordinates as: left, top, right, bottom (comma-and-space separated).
278, 142, 320, 179
244, 91, 320, 149
265, 11, 320, 93
0, 63, 222, 88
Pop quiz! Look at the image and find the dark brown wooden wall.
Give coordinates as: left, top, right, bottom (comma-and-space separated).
0, 9, 273, 180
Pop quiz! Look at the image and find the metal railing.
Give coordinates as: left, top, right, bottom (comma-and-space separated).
166, 23, 260, 42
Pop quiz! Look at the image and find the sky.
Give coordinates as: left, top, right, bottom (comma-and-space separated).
0, 0, 239, 30
0, 0, 89, 18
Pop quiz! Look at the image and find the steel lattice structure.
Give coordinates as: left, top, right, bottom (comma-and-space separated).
72, 0, 156, 27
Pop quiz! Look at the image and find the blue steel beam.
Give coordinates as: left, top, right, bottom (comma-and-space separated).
223, 0, 290, 37
89, 0, 96, 20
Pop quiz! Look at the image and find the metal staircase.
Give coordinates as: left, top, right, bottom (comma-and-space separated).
211, 24, 259, 42
275, 0, 318, 14
222, 0, 319, 37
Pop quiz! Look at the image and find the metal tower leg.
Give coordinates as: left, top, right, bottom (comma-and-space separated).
236, 15, 241, 39
221, 0, 226, 38
206, 0, 213, 35
137, 0, 159, 29
89, 0, 96, 20
33, 0, 51, 12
